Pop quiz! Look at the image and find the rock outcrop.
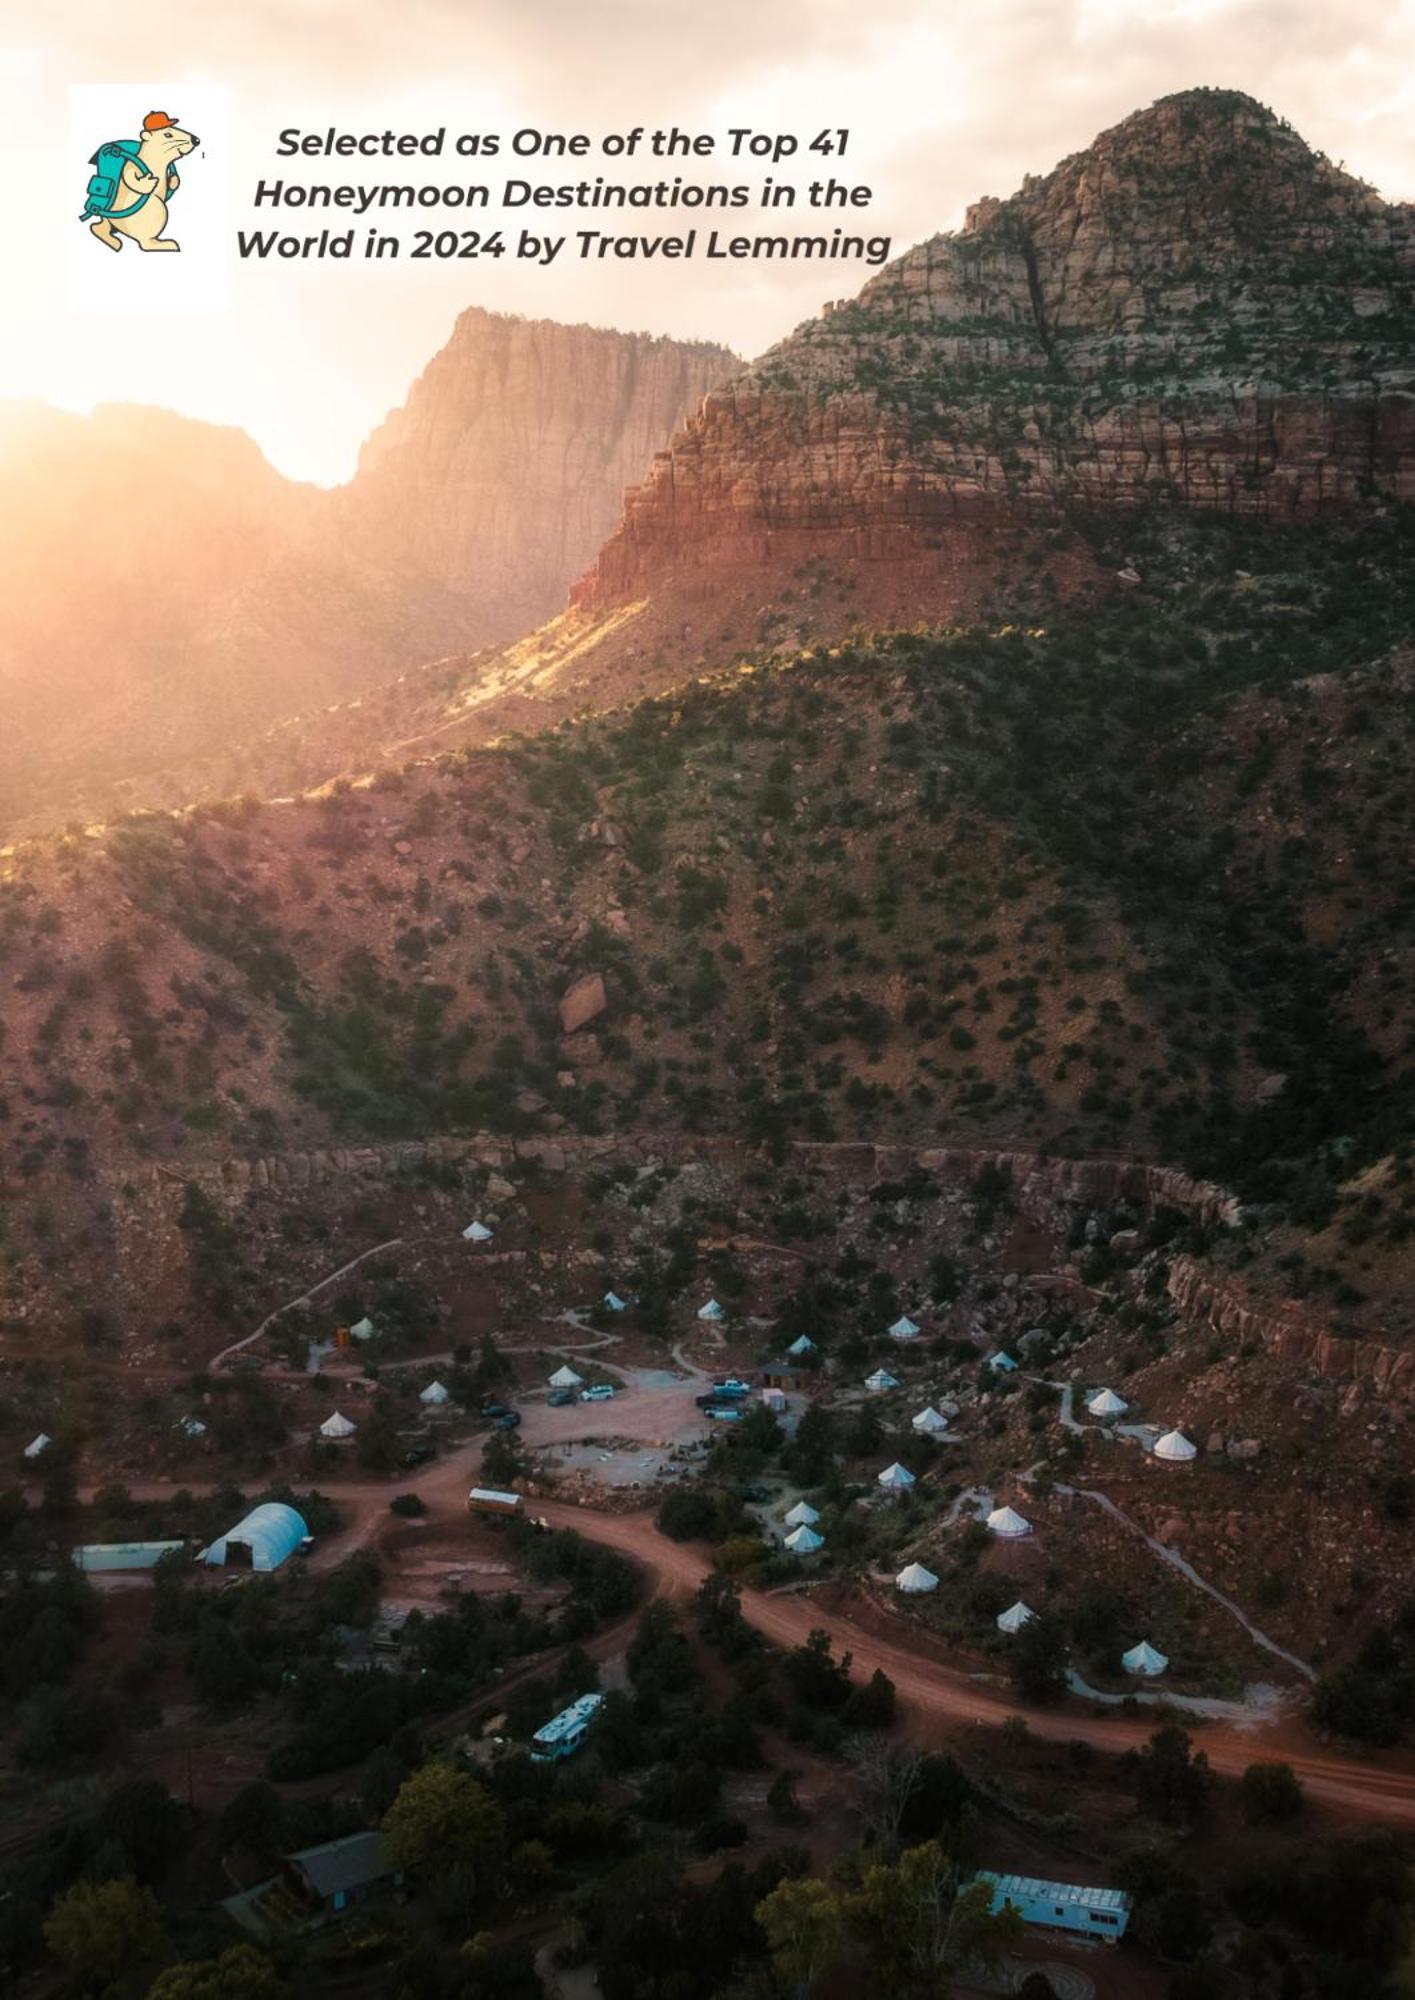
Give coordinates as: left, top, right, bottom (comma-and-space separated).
574, 89, 1415, 608
342, 310, 736, 642
1168, 1256, 1415, 1398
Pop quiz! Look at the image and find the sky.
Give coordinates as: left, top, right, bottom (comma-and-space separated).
6, 0, 1415, 485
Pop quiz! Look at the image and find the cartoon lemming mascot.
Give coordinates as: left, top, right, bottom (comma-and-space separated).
82, 110, 199, 253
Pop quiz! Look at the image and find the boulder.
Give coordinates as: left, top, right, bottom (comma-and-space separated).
559, 972, 608, 1035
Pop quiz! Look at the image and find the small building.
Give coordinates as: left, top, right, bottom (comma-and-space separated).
973, 1872, 1130, 1943
784, 1500, 820, 1529
697, 1298, 726, 1322
896, 1561, 939, 1594
419, 1381, 450, 1406
282, 1831, 403, 1918
201, 1502, 310, 1573
531, 1692, 604, 1762
462, 1221, 493, 1242
74, 1540, 188, 1574
761, 1386, 787, 1412
785, 1523, 824, 1554
1152, 1428, 1197, 1465
877, 1461, 916, 1494
23, 1433, 51, 1461
865, 1369, 901, 1393
761, 1361, 807, 1390
986, 1504, 1031, 1539
1122, 1639, 1169, 1677
548, 1365, 583, 1390
912, 1406, 949, 1436
996, 1599, 1035, 1634
1087, 1387, 1128, 1419
320, 1411, 356, 1440
888, 1315, 921, 1341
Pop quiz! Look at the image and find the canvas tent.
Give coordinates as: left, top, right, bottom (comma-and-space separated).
320, 1411, 356, 1439
895, 1561, 939, 1594
349, 1317, 377, 1341
1152, 1428, 1197, 1464
996, 1599, 1035, 1634
987, 1504, 1031, 1538
988, 1351, 1019, 1374
784, 1523, 823, 1554
888, 1315, 920, 1341
877, 1461, 916, 1493
176, 1416, 207, 1438
784, 1500, 820, 1528
201, 1502, 309, 1572
697, 1298, 725, 1321
1087, 1388, 1128, 1418
23, 1433, 51, 1461
865, 1369, 901, 1392
786, 1336, 816, 1357
1122, 1640, 1169, 1677
912, 1406, 949, 1435
603, 1292, 627, 1312
548, 1365, 583, 1390
419, 1381, 450, 1406
462, 1221, 493, 1242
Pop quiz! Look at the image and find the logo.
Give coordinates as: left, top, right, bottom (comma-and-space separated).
81, 109, 200, 254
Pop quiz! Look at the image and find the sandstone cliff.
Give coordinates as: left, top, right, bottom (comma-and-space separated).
341, 310, 736, 642
574, 89, 1415, 607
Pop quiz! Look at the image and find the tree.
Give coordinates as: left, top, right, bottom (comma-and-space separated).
756, 1876, 847, 1996
383, 1762, 505, 1887
1137, 1726, 1213, 1825
44, 1877, 166, 1992
145, 1944, 287, 2000
853, 1840, 1021, 1989
1239, 1759, 1304, 1823
93, 1779, 184, 1883
1008, 1612, 1068, 1704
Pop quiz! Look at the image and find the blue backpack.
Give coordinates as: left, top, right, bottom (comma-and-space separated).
81, 139, 178, 222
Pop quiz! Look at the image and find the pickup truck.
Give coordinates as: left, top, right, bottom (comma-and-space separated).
711, 1378, 752, 1398
579, 1384, 616, 1403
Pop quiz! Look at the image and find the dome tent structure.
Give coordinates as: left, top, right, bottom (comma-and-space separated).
877, 1462, 917, 1493
24, 1433, 52, 1460
787, 1335, 816, 1358
201, 1502, 309, 1573
784, 1500, 820, 1528
864, 1369, 901, 1392
996, 1600, 1035, 1634
548, 1365, 583, 1390
1152, 1428, 1197, 1464
1123, 1640, 1169, 1676
603, 1292, 627, 1312
419, 1381, 450, 1406
895, 1561, 939, 1594
888, 1315, 920, 1341
912, 1406, 949, 1436
1087, 1388, 1128, 1419
987, 1504, 1031, 1539
320, 1411, 356, 1439
784, 1523, 823, 1554
349, 1316, 377, 1341
462, 1221, 493, 1242
697, 1298, 726, 1321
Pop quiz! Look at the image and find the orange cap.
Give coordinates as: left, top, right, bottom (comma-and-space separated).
143, 111, 177, 131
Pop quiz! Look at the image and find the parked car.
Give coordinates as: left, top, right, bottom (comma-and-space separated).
548, 1388, 577, 1408
481, 1402, 509, 1420
580, 1384, 616, 1402
401, 1444, 435, 1468
739, 1484, 770, 1503
494, 1410, 522, 1430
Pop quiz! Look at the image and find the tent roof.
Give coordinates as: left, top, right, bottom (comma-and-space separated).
888, 1315, 920, 1339
1123, 1640, 1169, 1675
1087, 1388, 1128, 1416
988, 1350, 1018, 1372
349, 1316, 376, 1340
603, 1292, 627, 1309
996, 1599, 1035, 1632
1153, 1428, 1197, 1461
462, 1221, 493, 1241
912, 1406, 948, 1433
201, 1502, 309, 1572
419, 1381, 450, 1404
787, 1335, 816, 1355
697, 1298, 725, 1319
548, 1365, 584, 1388
24, 1433, 52, 1458
288, 1830, 395, 1899
784, 1500, 820, 1527
785, 1524, 823, 1552
865, 1369, 900, 1390
877, 1461, 917, 1489
987, 1505, 1031, 1537
320, 1411, 356, 1437
895, 1561, 939, 1592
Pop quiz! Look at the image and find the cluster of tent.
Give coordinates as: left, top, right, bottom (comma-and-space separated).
784, 1499, 822, 1554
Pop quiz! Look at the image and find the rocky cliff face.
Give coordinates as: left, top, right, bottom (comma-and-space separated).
574, 89, 1415, 607
343, 309, 736, 642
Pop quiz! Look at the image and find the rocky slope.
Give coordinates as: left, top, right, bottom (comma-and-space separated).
574, 88, 1415, 608
338, 309, 735, 642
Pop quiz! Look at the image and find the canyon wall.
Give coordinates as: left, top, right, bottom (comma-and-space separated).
1168, 1255, 1414, 1397
574, 90, 1415, 608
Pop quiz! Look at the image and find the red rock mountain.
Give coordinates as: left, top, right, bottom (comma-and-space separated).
573, 89, 1415, 610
